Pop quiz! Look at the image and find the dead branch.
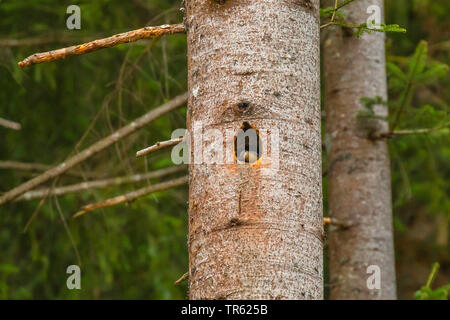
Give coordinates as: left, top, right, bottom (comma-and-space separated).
18, 24, 186, 68
0, 160, 98, 178
16, 166, 186, 201
0, 93, 187, 206
0, 160, 50, 172
0, 117, 21, 130
370, 121, 450, 140
0, 34, 104, 48
174, 272, 189, 286
136, 137, 183, 158
73, 175, 188, 218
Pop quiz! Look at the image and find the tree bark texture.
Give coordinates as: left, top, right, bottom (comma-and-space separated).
186, 0, 323, 299
322, 0, 397, 299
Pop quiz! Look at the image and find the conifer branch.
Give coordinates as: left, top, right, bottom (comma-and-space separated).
16, 166, 186, 201
319, 0, 406, 35
320, 0, 340, 30
18, 24, 186, 68
136, 137, 183, 158
389, 44, 426, 133
0, 93, 188, 206
73, 175, 188, 218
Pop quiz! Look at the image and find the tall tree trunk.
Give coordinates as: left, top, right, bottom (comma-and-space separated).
322, 0, 397, 299
185, 0, 323, 299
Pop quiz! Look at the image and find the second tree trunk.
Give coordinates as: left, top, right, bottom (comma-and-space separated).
323, 0, 397, 299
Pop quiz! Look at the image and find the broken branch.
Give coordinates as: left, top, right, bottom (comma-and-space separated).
18, 24, 186, 68
323, 217, 355, 229
16, 166, 186, 201
174, 272, 189, 286
0, 117, 21, 130
136, 137, 183, 158
370, 121, 450, 140
0, 93, 187, 206
73, 175, 188, 218
0, 160, 98, 178
0, 34, 105, 48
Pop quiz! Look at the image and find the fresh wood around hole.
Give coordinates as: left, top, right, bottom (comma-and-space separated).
73, 175, 188, 218
16, 166, 186, 201
0, 93, 188, 206
136, 137, 183, 158
18, 24, 186, 68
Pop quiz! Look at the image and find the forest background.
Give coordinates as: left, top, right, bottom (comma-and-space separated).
0, 0, 448, 299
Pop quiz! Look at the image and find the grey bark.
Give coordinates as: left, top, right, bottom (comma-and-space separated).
322, 0, 397, 299
186, 0, 323, 299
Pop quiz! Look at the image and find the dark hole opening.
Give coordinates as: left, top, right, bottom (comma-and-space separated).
237, 101, 250, 111
234, 122, 262, 164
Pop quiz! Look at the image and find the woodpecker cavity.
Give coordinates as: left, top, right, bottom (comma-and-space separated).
234, 122, 262, 164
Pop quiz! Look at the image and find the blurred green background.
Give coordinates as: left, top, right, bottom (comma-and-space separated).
0, 0, 448, 299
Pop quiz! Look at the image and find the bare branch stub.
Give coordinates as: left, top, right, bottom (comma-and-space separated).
323, 217, 355, 229
136, 137, 183, 158
16, 166, 186, 201
174, 272, 189, 286
18, 24, 186, 68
